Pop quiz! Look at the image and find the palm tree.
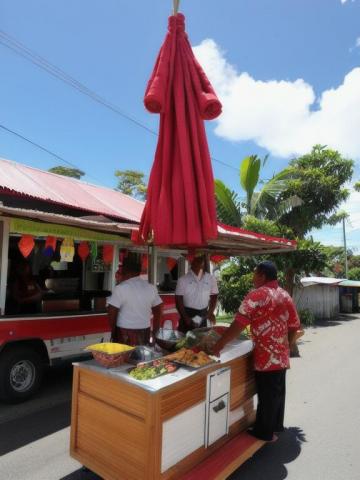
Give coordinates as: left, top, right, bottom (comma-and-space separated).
215, 155, 302, 226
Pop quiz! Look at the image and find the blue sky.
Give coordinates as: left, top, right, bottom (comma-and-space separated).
1, 0, 360, 249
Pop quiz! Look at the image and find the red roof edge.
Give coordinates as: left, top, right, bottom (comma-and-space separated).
218, 222, 297, 246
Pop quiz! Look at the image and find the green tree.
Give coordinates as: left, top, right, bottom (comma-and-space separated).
240, 155, 261, 213
274, 239, 328, 294
347, 267, 360, 281
277, 145, 354, 237
48, 166, 85, 179
114, 170, 147, 200
215, 154, 299, 226
218, 262, 253, 313
214, 180, 242, 227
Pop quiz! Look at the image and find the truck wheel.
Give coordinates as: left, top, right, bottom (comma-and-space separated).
0, 347, 44, 403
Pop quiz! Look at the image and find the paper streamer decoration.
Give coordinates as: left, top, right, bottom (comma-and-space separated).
78, 241, 90, 261
90, 242, 98, 260
60, 238, 75, 262
210, 255, 228, 264
102, 244, 114, 265
43, 236, 57, 257
18, 235, 35, 258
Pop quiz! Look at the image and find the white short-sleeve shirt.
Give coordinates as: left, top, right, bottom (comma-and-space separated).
175, 271, 219, 310
107, 277, 162, 329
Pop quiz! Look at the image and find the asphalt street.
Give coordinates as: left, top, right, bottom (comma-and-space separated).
1, 314, 359, 480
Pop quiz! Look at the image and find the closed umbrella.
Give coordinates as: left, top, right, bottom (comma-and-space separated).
139, 8, 222, 246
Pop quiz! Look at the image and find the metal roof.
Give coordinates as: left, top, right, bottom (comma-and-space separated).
300, 277, 360, 288
0, 158, 297, 254
0, 157, 143, 222
0, 205, 138, 235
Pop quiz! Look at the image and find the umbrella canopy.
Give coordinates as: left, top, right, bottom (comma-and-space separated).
139, 12, 222, 246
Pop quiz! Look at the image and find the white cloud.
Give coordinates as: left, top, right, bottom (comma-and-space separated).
193, 39, 360, 160
356, 37, 360, 47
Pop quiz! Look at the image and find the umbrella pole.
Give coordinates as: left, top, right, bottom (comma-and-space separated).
173, 0, 180, 15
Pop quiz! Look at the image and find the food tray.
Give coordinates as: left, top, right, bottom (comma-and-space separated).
164, 348, 219, 370
128, 359, 178, 381
172, 358, 218, 371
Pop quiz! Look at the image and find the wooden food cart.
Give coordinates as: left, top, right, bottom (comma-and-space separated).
70, 340, 261, 480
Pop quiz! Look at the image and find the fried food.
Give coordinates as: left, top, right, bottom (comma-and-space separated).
164, 348, 214, 368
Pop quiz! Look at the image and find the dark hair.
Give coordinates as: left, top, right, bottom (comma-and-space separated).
256, 261, 277, 281
122, 259, 141, 275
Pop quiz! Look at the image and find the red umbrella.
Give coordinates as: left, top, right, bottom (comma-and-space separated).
139, 10, 222, 247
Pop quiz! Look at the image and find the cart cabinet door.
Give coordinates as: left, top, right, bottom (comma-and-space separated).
207, 393, 230, 446
205, 367, 231, 447
161, 402, 205, 473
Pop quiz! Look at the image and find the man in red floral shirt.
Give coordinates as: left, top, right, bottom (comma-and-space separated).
212, 261, 300, 442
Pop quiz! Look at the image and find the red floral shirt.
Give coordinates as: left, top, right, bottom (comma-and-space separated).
235, 281, 300, 372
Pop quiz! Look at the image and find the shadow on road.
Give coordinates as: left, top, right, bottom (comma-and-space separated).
228, 426, 306, 480
60, 428, 306, 480
0, 363, 73, 456
60, 467, 102, 480
0, 399, 71, 456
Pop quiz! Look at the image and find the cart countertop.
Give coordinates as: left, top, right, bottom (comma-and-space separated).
73, 339, 253, 393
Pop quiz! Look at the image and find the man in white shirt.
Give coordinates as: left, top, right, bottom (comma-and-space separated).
107, 260, 163, 346
175, 254, 218, 333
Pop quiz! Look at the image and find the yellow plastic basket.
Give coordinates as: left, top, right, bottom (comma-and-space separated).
85, 343, 135, 368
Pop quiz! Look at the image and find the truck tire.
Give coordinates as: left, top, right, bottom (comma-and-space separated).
0, 346, 44, 403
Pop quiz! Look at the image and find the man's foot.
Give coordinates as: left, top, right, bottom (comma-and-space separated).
247, 429, 278, 442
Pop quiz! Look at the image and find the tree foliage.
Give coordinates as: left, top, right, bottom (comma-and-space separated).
277, 145, 354, 236
240, 155, 261, 213
48, 166, 85, 179
114, 170, 147, 200
218, 265, 253, 313
214, 180, 242, 227
347, 267, 360, 281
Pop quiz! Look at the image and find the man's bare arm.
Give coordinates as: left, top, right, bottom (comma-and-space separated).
107, 305, 119, 341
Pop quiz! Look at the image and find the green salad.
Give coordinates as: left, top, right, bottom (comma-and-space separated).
129, 359, 177, 381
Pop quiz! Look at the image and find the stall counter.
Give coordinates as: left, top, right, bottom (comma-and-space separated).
70, 339, 257, 480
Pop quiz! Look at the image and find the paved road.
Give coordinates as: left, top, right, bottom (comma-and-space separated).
1, 314, 360, 479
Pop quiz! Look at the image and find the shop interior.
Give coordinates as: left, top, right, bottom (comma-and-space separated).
4, 235, 113, 316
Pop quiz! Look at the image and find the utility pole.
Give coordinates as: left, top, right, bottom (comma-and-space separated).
342, 217, 348, 278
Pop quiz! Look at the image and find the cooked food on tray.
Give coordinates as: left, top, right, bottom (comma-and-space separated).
175, 327, 223, 354
129, 359, 178, 381
165, 348, 215, 368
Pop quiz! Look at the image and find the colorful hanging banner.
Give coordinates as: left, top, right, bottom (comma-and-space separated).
43, 236, 57, 257
102, 244, 114, 265
60, 238, 75, 262
18, 235, 35, 258
210, 255, 228, 264
90, 242, 98, 260
10, 218, 129, 243
78, 241, 90, 261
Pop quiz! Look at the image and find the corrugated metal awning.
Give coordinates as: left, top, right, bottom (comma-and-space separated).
0, 157, 143, 222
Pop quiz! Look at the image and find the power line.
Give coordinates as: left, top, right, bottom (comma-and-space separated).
0, 124, 100, 182
0, 30, 157, 138
0, 29, 239, 173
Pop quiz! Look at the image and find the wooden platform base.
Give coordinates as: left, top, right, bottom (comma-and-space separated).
180, 432, 265, 480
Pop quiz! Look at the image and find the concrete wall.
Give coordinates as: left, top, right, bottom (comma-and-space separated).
293, 284, 340, 319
